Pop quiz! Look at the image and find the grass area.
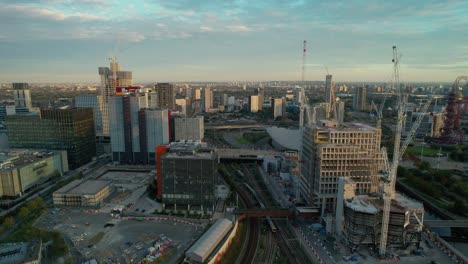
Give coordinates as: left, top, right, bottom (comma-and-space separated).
406, 146, 446, 157
235, 132, 270, 145
219, 222, 247, 264
399, 178, 448, 209
235, 136, 250, 145
1, 198, 69, 260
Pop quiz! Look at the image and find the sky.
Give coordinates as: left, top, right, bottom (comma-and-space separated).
0, 0, 467, 83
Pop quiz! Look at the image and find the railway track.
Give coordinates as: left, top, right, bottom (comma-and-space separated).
241, 163, 312, 264
236, 179, 260, 264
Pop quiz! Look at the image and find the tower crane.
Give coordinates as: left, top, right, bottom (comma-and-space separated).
299, 40, 314, 127
378, 46, 433, 257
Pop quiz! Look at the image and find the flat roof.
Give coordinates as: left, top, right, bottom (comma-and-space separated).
186, 218, 233, 263
314, 121, 378, 132
0, 240, 41, 264
345, 195, 379, 214
54, 180, 110, 195
0, 150, 61, 170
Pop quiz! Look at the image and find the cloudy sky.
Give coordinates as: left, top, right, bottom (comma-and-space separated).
0, 0, 467, 83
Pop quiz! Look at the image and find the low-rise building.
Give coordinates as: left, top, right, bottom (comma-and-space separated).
53, 180, 111, 207
0, 150, 68, 198
0, 240, 42, 264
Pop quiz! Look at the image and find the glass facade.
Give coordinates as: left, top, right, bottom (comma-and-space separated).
6, 108, 96, 169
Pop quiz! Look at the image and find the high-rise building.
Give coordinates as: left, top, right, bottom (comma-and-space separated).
325, 75, 335, 117
334, 101, 345, 124
109, 95, 169, 164
300, 120, 382, 214
194, 88, 202, 100
153, 83, 175, 110
250, 95, 264, 113
13, 83, 32, 110
272, 98, 286, 119
221, 94, 228, 106
175, 98, 192, 117
174, 116, 204, 141
6, 108, 96, 169
353, 86, 367, 111
204, 87, 213, 111
159, 141, 217, 210
75, 95, 103, 136
98, 57, 132, 135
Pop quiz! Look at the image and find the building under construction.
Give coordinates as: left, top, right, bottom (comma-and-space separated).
341, 192, 424, 252
300, 120, 383, 216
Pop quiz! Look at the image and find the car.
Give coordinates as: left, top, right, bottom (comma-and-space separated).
135, 208, 140, 212
142, 209, 146, 213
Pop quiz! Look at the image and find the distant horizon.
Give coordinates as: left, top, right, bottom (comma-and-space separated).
0, 1, 467, 83
0, 79, 457, 86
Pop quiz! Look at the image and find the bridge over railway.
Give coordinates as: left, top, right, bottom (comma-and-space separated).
217, 148, 282, 160
234, 208, 293, 221
424, 220, 468, 228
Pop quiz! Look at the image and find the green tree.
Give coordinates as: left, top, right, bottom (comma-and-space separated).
18, 207, 30, 220
418, 161, 431, 171
2, 217, 14, 229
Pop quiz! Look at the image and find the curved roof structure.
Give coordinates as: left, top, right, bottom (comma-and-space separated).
185, 218, 233, 263
266, 127, 301, 151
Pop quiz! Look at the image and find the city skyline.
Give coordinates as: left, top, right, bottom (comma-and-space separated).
0, 0, 467, 83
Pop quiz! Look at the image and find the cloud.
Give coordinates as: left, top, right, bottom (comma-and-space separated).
225, 25, 252, 32
200, 26, 213, 32
0, 4, 106, 22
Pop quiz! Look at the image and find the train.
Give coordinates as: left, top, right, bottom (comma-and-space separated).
267, 217, 277, 232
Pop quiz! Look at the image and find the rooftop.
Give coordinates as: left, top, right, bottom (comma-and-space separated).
0, 149, 61, 170
0, 240, 41, 264
314, 121, 379, 132
54, 180, 110, 195
345, 192, 425, 215
164, 141, 216, 159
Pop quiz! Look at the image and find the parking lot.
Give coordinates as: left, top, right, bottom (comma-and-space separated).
37, 170, 204, 263
37, 209, 204, 263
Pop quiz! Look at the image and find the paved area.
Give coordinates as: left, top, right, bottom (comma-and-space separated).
37, 209, 204, 263
97, 171, 162, 214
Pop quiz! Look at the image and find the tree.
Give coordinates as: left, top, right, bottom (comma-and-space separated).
2, 216, 14, 229
18, 207, 30, 220
418, 161, 431, 171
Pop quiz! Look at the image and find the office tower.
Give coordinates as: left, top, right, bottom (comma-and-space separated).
175, 98, 192, 117
174, 116, 204, 141
221, 94, 228, 106
353, 86, 367, 111
204, 87, 213, 111
159, 141, 217, 210
75, 95, 103, 136
325, 75, 335, 117
6, 108, 96, 169
109, 95, 169, 164
98, 57, 132, 135
0, 150, 68, 198
334, 101, 345, 124
272, 98, 286, 119
154, 83, 175, 110
249, 95, 261, 113
255, 87, 264, 111
13, 83, 32, 109
194, 88, 202, 100
300, 120, 382, 214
